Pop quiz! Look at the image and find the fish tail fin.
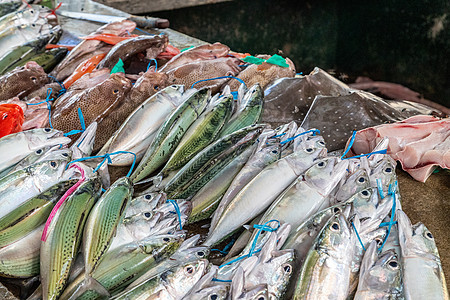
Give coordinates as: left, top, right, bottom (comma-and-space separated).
67, 275, 110, 300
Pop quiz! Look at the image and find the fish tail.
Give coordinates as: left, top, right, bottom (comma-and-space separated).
67, 275, 110, 300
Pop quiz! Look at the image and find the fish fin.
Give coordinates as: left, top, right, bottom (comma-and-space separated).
230, 267, 245, 300
152, 174, 163, 187
67, 275, 110, 300
275, 223, 291, 250
359, 241, 377, 281
258, 232, 277, 263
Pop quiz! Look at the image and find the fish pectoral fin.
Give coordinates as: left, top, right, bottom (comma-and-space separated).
68, 275, 110, 300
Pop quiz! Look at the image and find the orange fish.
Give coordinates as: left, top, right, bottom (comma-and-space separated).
0, 104, 24, 138
45, 44, 75, 51
81, 33, 138, 45
157, 44, 181, 60
63, 53, 107, 88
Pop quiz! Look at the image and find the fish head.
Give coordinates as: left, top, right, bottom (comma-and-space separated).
166, 259, 209, 297
286, 137, 327, 176
91, 73, 131, 107
348, 188, 378, 219
264, 249, 295, 298
139, 231, 186, 255
369, 157, 397, 193
199, 42, 230, 58
7, 62, 49, 96
370, 249, 402, 292
320, 213, 353, 256
0, 103, 24, 138
305, 157, 349, 194
188, 285, 228, 300
39, 147, 72, 162
335, 168, 370, 203
31, 156, 71, 183
241, 83, 263, 109
26, 128, 71, 151
172, 246, 210, 263
243, 284, 270, 300
130, 71, 169, 100
128, 192, 166, 217
398, 211, 439, 259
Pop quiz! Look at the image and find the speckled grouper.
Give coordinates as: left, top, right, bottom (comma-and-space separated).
164, 57, 242, 93
0, 61, 49, 100
50, 20, 136, 81
227, 55, 296, 91
159, 42, 230, 73
51, 73, 132, 150
97, 34, 168, 69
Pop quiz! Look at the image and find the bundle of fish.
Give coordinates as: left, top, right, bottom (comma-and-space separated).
0, 11, 448, 300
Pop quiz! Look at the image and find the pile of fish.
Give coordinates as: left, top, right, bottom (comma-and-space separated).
0, 6, 448, 300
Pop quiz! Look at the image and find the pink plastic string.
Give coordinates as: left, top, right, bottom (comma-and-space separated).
41, 164, 85, 242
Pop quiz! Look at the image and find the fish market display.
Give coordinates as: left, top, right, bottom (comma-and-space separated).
0, 9, 448, 300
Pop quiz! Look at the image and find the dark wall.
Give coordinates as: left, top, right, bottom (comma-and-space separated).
154, 0, 449, 106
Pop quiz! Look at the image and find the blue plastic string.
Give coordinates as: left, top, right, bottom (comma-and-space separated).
48, 75, 66, 97
166, 199, 183, 230
378, 182, 398, 252
27, 88, 54, 128
379, 221, 398, 227
279, 129, 320, 145
219, 220, 280, 269
211, 238, 236, 255
341, 131, 357, 159
342, 149, 387, 160
269, 132, 286, 139
352, 222, 366, 252
64, 108, 86, 137
191, 76, 247, 89
67, 151, 137, 178
146, 59, 158, 72
134, 27, 155, 35
211, 278, 232, 283
376, 179, 385, 199
230, 91, 238, 100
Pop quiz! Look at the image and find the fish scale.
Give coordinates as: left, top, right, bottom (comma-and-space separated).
161, 94, 233, 175
0, 180, 76, 248
165, 126, 262, 198
130, 88, 210, 183
83, 177, 133, 276
162, 125, 264, 194
41, 178, 102, 300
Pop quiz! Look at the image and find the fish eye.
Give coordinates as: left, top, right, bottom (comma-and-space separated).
30, 76, 37, 82
317, 161, 326, 168
331, 222, 340, 231
145, 194, 152, 200
384, 167, 392, 173
333, 207, 341, 213
283, 264, 292, 274
36, 149, 43, 154
197, 251, 205, 257
257, 296, 266, 300
210, 295, 218, 300
50, 161, 57, 168
144, 212, 151, 218
358, 177, 366, 183
44, 128, 51, 132
375, 238, 383, 246
272, 150, 278, 154
426, 232, 433, 239
62, 153, 69, 157
163, 237, 170, 242
154, 85, 159, 90
317, 141, 325, 146
185, 266, 194, 274
305, 148, 313, 153
388, 260, 399, 269
360, 190, 370, 197
2, 114, 7, 119
113, 89, 119, 94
